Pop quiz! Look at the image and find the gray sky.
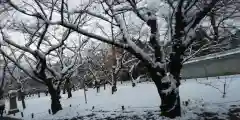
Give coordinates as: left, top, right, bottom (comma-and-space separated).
2, 0, 240, 63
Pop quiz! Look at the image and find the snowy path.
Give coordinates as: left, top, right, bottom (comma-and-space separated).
4, 75, 240, 120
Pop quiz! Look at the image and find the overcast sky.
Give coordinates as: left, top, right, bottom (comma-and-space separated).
1, 0, 240, 67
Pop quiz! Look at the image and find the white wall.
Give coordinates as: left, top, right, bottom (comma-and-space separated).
182, 49, 240, 79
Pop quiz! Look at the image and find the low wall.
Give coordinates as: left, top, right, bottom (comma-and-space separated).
181, 48, 240, 79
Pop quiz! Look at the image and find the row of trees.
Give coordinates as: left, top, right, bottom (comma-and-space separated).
0, 0, 239, 118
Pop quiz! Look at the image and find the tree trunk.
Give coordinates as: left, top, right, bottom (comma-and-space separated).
151, 72, 181, 118
63, 88, 66, 94
97, 86, 100, 93
103, 82, 106, 90
67, 88, 72, 98
112, 73, 117, 94
84, 87, 87, 104
21, 95, 26, 109
17, 90, 26, 109
45, 91, 48, 96
149, 53, 182, 118
48, 85, 62, 114
72, 86, 75, 91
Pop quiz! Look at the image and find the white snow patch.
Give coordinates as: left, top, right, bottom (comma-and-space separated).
4, 75, 240, 119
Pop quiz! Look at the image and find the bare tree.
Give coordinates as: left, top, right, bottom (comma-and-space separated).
4, 62, 28, 109
0, 28, 87, 114
183, 0, 240, 58
56, 38, 88, 98
0, 0, 92, 114
88, 44, 139, 92
5, 0, 236, 118
0, 56, 7, 97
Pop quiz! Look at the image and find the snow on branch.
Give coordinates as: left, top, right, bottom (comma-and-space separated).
66, 62, 84, 76
49, 37, 87, 81
0, 30, 36, 56
183, 0, 220, 46
36, 24, 49, 49
112, 2, 147, 16
8, 0, 130, 51
45, 29, 71, 55
189, 0, 219, 29
70, 10, 118, 26
126, 0, 148, 22
7, 0, 46, 20
58, 21, 129, 49
0, 57, 7, 89
61, 54, 77, 75
0, 47, 45, 84
46, 65, 61, 80
49, 0, 118, 26
129, 60, 141, 83
183, 41, 213, 63
161, 73, 177, 95
113, 14, 154, 67
114, 53, 125, 75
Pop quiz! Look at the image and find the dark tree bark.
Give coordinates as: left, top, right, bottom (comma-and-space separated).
72, 85, 75, 91
48, 84, 62, 114
103, 82, 106, 90
21, 96, 26, 109
17, 86, 26, 109
38, 92, 40, 98
45, 90, 48, 96
20, 93, 26, 109
67, 88, 72, 98
149, 62, 181, 118
32, 57, 62, 114
112, 75, 117, 94
97, 86, 100, 93
63, 88, 66, 94
145, 10, 183, 118
96, 81, 100, 93
111, 85, 117, 94
65, 79, 72, 98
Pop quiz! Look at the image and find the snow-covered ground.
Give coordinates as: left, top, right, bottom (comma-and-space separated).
4, 75, 240, 120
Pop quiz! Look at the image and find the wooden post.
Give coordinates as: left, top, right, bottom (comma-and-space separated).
223, 79, 226, 98
45, 91, 48, 96
21, 112, 24, 117
104, 81, 106, 90
48, 109, 51, 114
132, 82, 136, 87
84, 79, 87, 104
121, 106, 125, 111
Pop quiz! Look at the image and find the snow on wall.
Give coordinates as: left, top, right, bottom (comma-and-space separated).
181, 48, 240, 79
184, 47, 240, 64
